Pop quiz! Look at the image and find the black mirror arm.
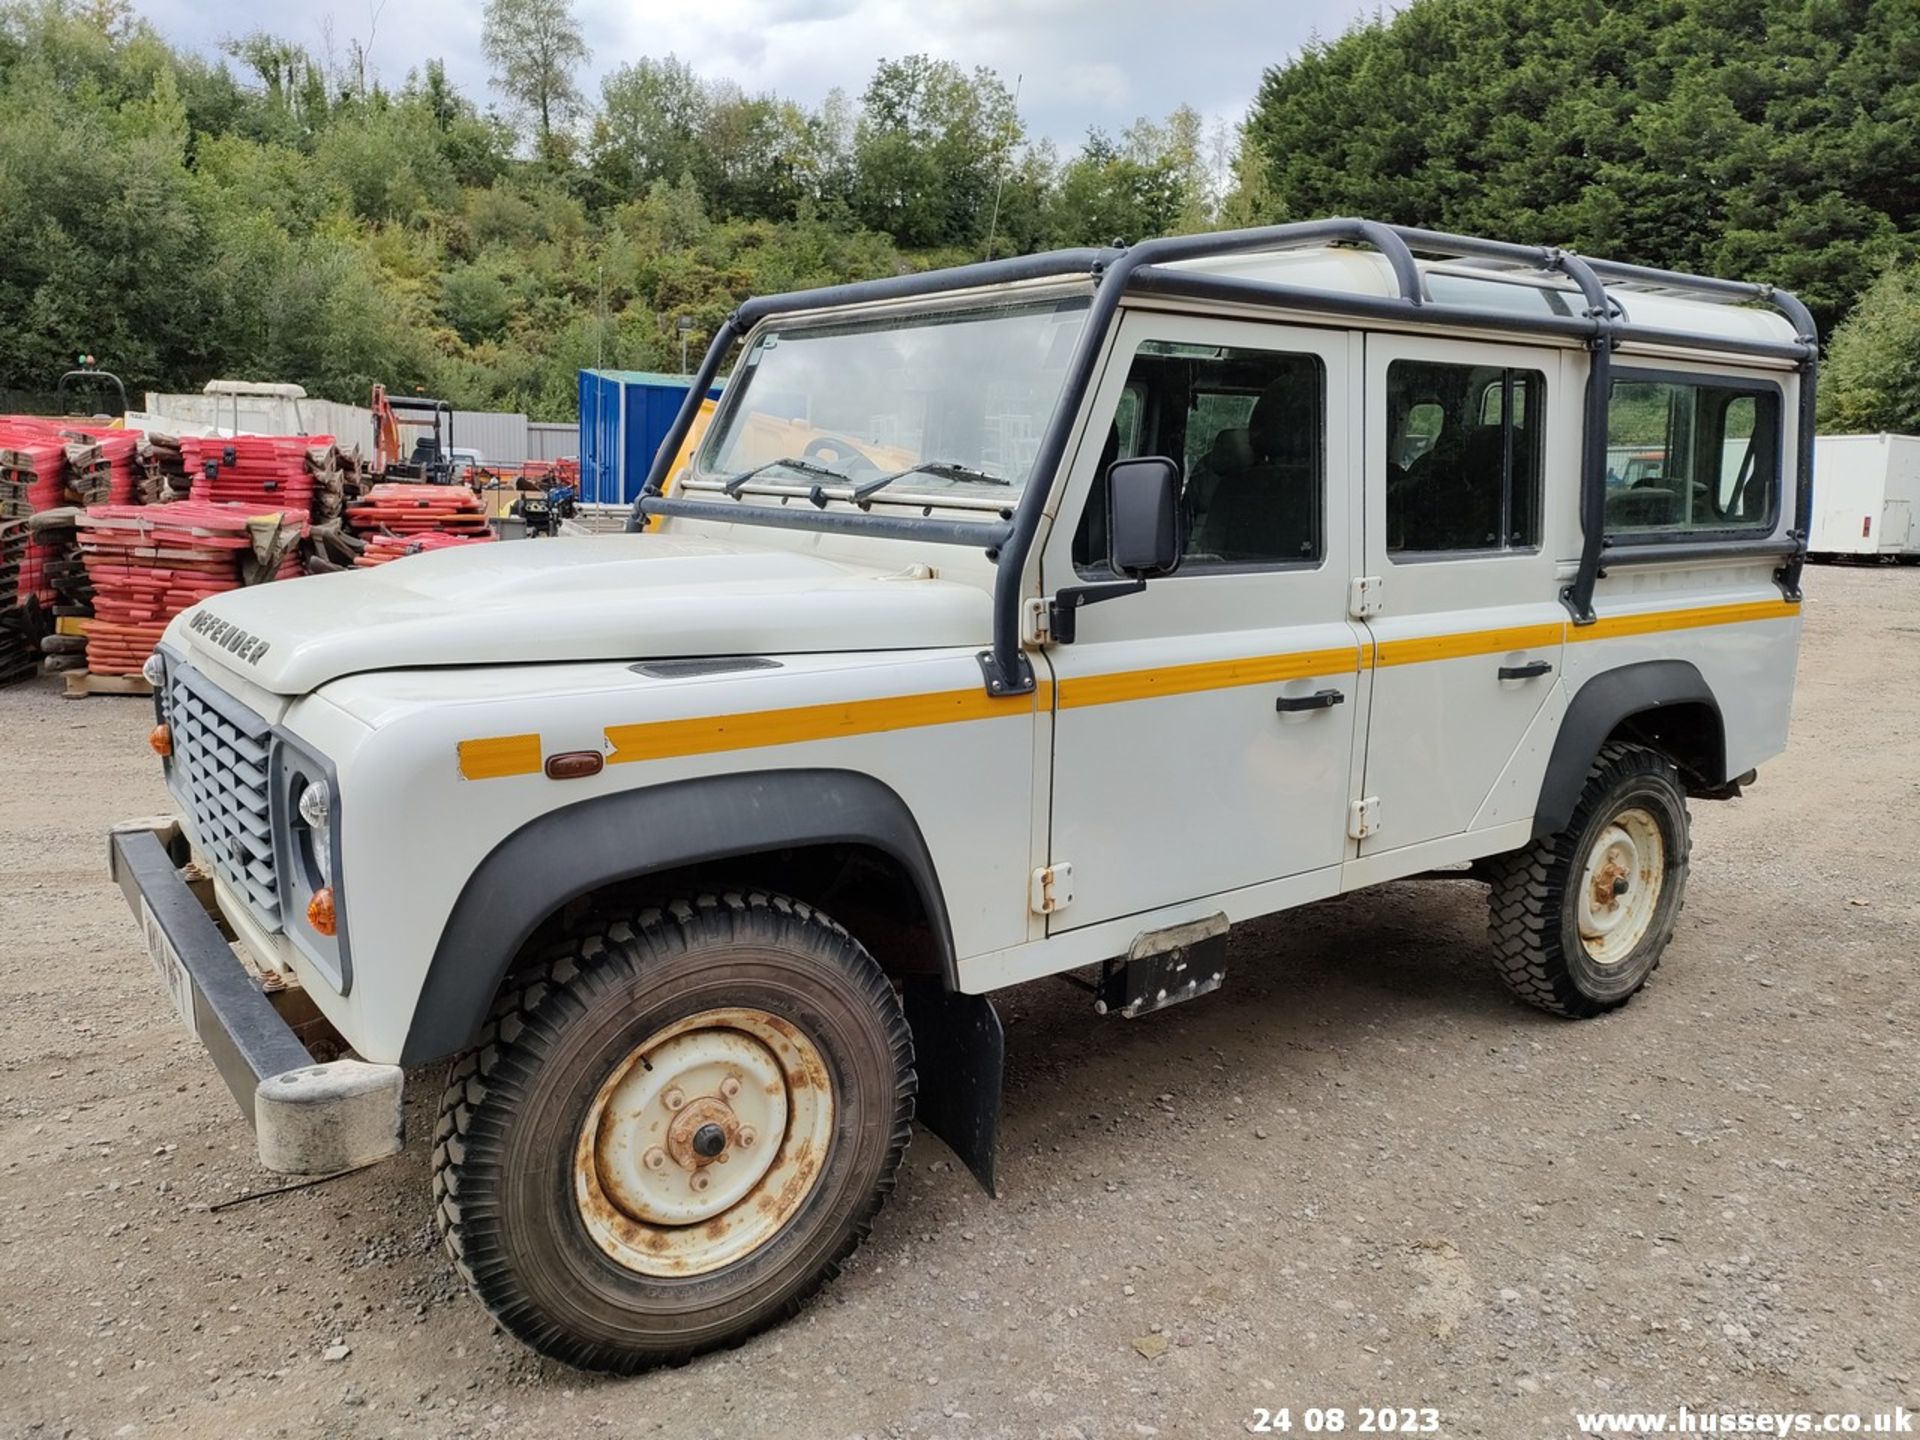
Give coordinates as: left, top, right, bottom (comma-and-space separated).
1047, 578, 1146, 644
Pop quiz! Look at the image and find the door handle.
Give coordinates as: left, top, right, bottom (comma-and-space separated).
1498, 660, 1554, 681
1276, 688, 1345, 713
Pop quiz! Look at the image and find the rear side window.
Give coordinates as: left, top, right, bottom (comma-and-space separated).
1386, 360, 1545, 554
1605, 374, 1780, 535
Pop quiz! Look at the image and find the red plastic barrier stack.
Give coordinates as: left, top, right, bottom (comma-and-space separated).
183, 435, 328, 511
139, 434, 191, 504
352, 530, 495, 568
0, 597, 40, 686
346, 482, 491, 538
74, 501, 305, 677
63, 428, 139, 505
0, 520, 25, 617
0, 428, 67, 605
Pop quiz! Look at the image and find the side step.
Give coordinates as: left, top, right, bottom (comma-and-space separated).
1094, 913, 1229, 1019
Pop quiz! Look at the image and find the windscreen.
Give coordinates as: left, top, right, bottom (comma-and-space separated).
699, 295, 1092, 503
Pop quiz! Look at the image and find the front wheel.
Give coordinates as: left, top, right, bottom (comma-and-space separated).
432, 892, 915, 1372
1486, 742, 1691, 1018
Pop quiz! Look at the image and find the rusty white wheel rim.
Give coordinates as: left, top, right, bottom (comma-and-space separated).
575, 1007, 833, 1277
1577, 806, 1664, 967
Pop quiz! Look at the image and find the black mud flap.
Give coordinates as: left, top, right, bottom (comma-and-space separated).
902, 982, 1004, 1198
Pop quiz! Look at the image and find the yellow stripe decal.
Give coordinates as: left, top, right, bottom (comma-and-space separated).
457, 733, 542, 780
605, 685, 1050, 765
1055, 644, 1361, 709
1374, 621, 1568, 668
484, 598, 1800, 779
1573, 597, 1800, 642
1371, 600, 1797, 665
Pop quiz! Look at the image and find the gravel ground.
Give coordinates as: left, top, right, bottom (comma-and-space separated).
2, 565, 1915, 1440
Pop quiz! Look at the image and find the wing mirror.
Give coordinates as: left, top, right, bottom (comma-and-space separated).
1106, 456, 1184, 578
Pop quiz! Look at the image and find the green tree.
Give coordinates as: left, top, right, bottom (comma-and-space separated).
1818, 263, 1920, 434
591, 55, 708, 201
312, 96, 459, 225
1242, 0, 1920, 334
853, 55, 1020, 249
480, 0, 585, 158
1047, 126, 1187, 246
1216, 125, 1278, 231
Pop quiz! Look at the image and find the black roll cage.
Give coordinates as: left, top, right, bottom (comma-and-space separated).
628, 218, 1817, 698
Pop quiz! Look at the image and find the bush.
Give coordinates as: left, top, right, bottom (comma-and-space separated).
1818, 264, 1920, 436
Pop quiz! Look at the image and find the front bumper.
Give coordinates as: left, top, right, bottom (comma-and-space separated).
108, 819, 404, 1175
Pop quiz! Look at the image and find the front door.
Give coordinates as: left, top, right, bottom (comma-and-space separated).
1357, 333, 1573, 854
1041, 313, 1364, 931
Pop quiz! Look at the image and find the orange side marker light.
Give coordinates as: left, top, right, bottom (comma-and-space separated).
307, 887, 337, 937
545, 751, 605, 780
149, 724, 172, 758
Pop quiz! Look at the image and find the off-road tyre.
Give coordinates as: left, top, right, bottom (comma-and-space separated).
431, 891, 915, 1373
1486, 742, 1691, 1018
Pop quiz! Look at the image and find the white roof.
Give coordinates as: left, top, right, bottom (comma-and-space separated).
1165, 247, 1802, 351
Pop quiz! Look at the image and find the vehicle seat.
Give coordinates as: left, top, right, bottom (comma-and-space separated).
1392, 422, 1486, 549
1187, 426, 1253, 536
1606, 480, 1680, 528
1195, 380, 1316, 562
1453, 424, 1509, 547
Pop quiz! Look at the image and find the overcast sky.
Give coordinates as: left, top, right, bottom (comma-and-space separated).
135, 0, 1395, 150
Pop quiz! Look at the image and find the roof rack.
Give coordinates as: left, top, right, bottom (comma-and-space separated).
633, 219, 1817, 697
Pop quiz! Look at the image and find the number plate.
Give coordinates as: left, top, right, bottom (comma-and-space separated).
139, 900, 200, 1041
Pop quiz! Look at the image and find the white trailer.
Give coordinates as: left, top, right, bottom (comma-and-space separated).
1811, 433, 1920, 560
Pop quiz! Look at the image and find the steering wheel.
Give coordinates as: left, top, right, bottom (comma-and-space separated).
802, 436, 879, 475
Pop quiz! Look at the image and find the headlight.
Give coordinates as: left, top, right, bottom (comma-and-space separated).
297, 779, 332, 887
270, 736, 351, 991
141, 653, 166, 687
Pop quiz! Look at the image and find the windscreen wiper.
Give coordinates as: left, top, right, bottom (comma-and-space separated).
853, 460, 1011, 502
722, 455, 850, 496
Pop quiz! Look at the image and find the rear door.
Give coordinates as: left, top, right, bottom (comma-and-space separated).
1357, 334, 1573, 854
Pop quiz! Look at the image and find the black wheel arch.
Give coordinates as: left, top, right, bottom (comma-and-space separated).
400, 768, 958, 1066
1532, 659, 1728, 840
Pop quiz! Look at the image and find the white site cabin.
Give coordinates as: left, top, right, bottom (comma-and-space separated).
108, 220, 1814, 1373
1810, 432, 1920, 559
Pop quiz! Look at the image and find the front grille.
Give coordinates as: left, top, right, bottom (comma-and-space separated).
163, 662, 280, 928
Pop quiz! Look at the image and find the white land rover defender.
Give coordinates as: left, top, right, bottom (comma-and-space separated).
112, 220, 1812, 1372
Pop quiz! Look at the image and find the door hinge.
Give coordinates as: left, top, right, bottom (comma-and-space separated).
1348, 575, 1382, 619
1030, 863, 1074, 915
1022, 596, 1051, 645
1348, 797, 1381, 840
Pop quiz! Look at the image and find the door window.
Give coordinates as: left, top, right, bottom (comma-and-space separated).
1074, 340, 1324, 574
1386, 360, 1545, 554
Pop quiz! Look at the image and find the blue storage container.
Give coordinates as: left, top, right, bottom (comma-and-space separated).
576, 370, 724, 506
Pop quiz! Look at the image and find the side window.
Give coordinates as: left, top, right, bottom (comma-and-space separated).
1386, 360, 1545, 554
1605, 375, 1778, 535
1073, 341, 1324, 575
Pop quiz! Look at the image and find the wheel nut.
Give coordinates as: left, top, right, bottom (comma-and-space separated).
738, 1127, 757, 1148
643, 1147, 667, 1171
690, 1170, 711, 1192
720, 1076, 742, 1099
662, 1087, 686, 1111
